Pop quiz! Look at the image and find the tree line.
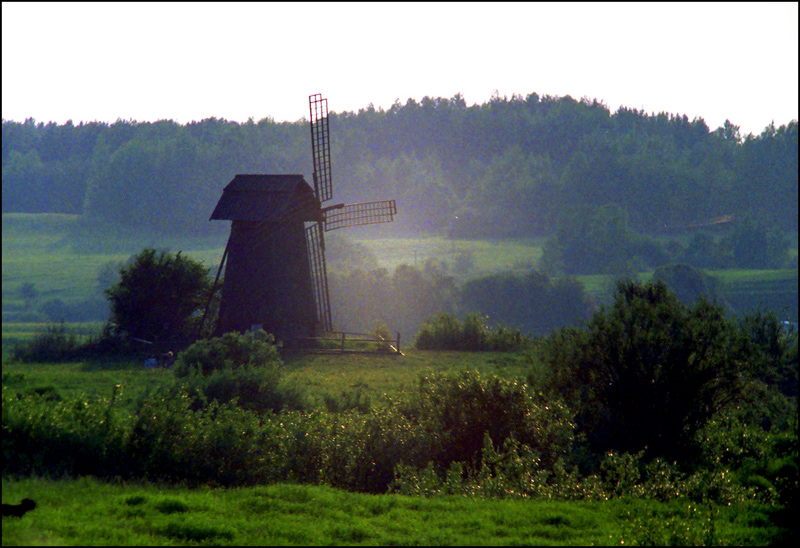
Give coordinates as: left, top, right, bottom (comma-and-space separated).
3, 92, 797, 238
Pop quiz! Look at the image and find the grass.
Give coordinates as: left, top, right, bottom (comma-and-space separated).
354, 235, 545, 275
1, 359, 174, 408
2, 214, 546, 317
1, 347, 535, 414
4, 213, 797, 325
1, 213, 227, 320
1, 476, 781, 546
282, 349, 534, 407
1, 330, 790, 545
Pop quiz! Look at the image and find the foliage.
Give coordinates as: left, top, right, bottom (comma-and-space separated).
652, 263, 729, 309
722, 217, 792, 269
18, 282, 39, 310
414, 312, 530, 351
541, 204, 642, 275
180, 365, 307, 415
8, 323, 84, 362
105, 248, 213, 343
397, 369, 576, 474
538, 279, 740, 461
170, 330, 300, 414
733, 309, 798, 401
459, 270, 594, 336
330, 261, 458, 339
3, 98, 796, 242
172, 329, 281, 377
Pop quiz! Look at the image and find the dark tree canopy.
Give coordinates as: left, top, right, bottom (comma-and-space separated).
105, 248, 213, 343
540, 280, 739, 461
3, 94, 797, 237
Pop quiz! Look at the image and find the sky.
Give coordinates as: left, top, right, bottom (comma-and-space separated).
2, 2, 798, 136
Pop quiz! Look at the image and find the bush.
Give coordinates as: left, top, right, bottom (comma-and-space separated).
459, 270, 594, 336
399, 369, 576, 473
10, 323, 84, 362
722, 217, 790, 269
541, 204, 636, 275
172, 330, 302, 414
105, 248, 213, 344
652, 263, 729, 310
414, 312, 529, 351
173, 329, 281, 377
182, 365, 306, 414
539, 279, 739, 462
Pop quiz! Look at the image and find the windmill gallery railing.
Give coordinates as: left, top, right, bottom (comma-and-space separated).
295, 331, 403, 355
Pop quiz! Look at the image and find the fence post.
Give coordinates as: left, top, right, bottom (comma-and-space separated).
396, 331, 401, 354
341, 331, 346, 353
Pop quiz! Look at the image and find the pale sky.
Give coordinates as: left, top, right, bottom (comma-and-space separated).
2, 2, 798, 136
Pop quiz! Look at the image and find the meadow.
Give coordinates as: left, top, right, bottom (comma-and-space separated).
2, 475, 780, 546
3, 213, 797, 324
1, 348, 788, 546
2, 213, 797, 545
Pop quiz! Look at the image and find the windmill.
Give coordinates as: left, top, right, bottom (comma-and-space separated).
207, 94, 396, 340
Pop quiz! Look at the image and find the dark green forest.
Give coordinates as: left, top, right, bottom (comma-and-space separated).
3, 92, 798, 240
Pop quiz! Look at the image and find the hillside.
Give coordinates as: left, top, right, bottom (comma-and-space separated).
3, 95, 797, 240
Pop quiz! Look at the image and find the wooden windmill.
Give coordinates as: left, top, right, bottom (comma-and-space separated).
208, 94, 397, 340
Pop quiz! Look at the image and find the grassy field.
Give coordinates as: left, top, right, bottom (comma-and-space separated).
4, 212, 797, 327
0, 341, 532, 413
354, 235, 544, 274
2, 346, 786, 546
2, 476, 779, 546
2, 213, 546, 322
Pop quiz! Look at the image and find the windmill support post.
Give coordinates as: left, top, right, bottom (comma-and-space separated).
197, 238, 231, 338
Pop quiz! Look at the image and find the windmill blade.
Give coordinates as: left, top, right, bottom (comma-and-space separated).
309, 94, 333, 203
305, 221, 333, 332
324, 200, 397, 231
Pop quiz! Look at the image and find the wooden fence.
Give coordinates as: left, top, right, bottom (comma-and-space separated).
295, 331, 403, 355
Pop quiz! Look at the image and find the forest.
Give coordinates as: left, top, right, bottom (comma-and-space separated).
3, 92, 797, 241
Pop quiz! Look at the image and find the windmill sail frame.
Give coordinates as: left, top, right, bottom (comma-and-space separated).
309, 93, 333, 203
305, 221, 332, 332
324, 200, 397, 231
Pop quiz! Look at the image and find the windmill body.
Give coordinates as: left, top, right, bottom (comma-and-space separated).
209, 95, 396, 341
210, 174, 321, 339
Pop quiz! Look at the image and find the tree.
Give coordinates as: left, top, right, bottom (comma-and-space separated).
105, 248, 213, 343
540, 280, 738, 461
721, 217, 790, 269
541, 204, 635, 275
18, 282, 39, 310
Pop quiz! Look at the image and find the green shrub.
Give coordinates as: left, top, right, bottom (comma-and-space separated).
414, 312, 529, 351
188, 365, 305, 414
323, 386, 372, 414
400, 369, 576, 473
105, 248, 213, 343
539, 279, 739, 462
652, 263, 729, 310
460, 271, 594, 336
10, 323, 82, 362
2, 385, 129, 478
173, 329, 281, 377
170, 330, 302, 414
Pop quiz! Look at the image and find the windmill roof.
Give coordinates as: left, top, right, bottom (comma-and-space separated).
210, 174, 322, 222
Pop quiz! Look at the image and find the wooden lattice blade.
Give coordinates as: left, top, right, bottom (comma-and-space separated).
305, 221, 333, 332
309, 94, 333, 203
324, 200, 397, 231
